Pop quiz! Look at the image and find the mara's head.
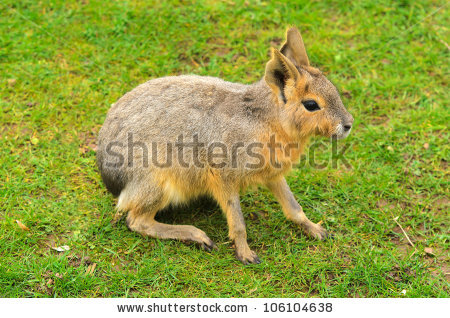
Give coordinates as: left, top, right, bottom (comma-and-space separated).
265, 27, 353, 140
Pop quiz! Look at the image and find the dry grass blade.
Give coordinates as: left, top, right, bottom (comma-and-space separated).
15, 220, 30, 231
86, 263, 97, 276
393, 216, 417, 253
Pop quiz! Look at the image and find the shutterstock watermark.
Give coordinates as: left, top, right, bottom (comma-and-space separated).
103, 133, 352, 170
294, 136, 352, 170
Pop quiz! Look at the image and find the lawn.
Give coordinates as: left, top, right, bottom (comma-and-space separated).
0, 0, 448, 297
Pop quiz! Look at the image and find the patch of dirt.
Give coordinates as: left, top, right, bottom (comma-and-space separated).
370, 114, 390, 126
424, 246, 450, 283
269, 37, 282, 47
385, 265, 416, 283
430, 262, 450, 282
215, 47, 230, 57
207, 36, 226, 45
231, 53, 246, 63
433, 197, 449, 211
68, 254, 92, 268
78, 127, 100, 154
38, 271, 55, 296
207, 37, 231, 57
38, 234, 58, 252
0, 122, 35, 140
389, 226, 415, 257
0, 123, 18, 138
440, 159, 447, 170
248, 210, 269, 222
376, 199, 394, 209
127, 288, 142, 297
341, 90, 352, 99
111, 258, 131, 272
35, 270, 64, 296
406, 189, 428, 200
376, 198, 407, 211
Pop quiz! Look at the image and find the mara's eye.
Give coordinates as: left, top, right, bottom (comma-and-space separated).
302, 100, 321, 112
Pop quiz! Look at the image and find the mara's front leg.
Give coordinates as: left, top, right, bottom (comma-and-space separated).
266, 177, 331, 240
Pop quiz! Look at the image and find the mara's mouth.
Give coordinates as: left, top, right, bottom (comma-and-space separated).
312, 123, 351, 140
333, 123, 351, 140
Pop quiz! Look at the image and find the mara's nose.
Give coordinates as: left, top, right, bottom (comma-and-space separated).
343, 114, 354, 132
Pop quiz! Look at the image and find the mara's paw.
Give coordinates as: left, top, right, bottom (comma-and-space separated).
303, 222, 333, 240
235, 246, 261, 265
199, 237, 217, 252
186, 229, 217, 252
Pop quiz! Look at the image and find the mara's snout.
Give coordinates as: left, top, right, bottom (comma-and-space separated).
335, 112, 354, 140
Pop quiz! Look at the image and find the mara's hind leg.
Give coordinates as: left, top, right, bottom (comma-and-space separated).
123, 185, 216, 251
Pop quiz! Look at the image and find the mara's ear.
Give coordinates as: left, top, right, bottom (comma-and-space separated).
264, 48, 301, 104
280, 27, 310, 67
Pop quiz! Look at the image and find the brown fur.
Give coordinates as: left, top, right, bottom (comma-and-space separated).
97, 27, 354, 264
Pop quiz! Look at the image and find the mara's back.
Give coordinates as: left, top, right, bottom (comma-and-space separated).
98, 75, 272, 145
96, 75, 274, 196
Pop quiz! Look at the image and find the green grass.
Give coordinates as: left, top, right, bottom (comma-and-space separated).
1, 0, 449, 297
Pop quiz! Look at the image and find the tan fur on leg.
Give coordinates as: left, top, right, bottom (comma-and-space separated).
126, 208, 216, 251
